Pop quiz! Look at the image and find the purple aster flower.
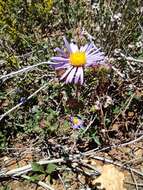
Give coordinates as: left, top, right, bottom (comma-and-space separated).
70, 116, 84, 129
49, 37, 106, 85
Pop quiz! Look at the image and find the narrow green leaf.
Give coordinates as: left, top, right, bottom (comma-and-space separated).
31, 162, 44, 173
46, 163, 57, 174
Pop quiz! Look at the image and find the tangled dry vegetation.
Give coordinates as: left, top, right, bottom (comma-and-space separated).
0, 0, 143, 190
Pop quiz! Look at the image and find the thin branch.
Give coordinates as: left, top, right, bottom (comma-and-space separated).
0, 158, 64, 177
0, 83, 48, 121
0, 147, 40, 151
79, 161, 101, 176
0, 61, 49, 81
82, 134, 143, 155
115, 134, 143, 147
82, 115, 96, 134
125, 181, 143, 187
58, 174, 67, 190
120, 53, 143, 64
130, 169, 139, 190
0, 102, 23, 121
122, 92, 136, 115
90, 156, 143, 177
112, 65, 125, 78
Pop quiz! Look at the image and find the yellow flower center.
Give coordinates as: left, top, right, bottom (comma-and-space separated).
73, 117, 79, 125
69, 52, 86, 67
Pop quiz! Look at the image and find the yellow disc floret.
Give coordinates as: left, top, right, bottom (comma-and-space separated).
69, 52, 86, 66
73, 117, 79, 125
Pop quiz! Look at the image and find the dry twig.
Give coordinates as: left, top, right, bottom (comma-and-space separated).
0, 61, 49, 81
90, 156, 143, 177
0, 158, 64, 177
130, 169, 139, 190
120, 53, 143, 64
58, 174, 67, 190
125, 181, 143, 187
82, 134, 143, 155
112, 65, 125, 78
0, 83, 49, 121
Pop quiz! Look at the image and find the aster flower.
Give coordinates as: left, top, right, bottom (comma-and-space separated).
70, 116, 84, 129
49, 37, 106, 85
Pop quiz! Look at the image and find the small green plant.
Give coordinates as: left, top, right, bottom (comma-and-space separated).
31, 162, 58, 183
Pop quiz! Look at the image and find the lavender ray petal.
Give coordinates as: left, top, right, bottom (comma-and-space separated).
80, 44, 89, 52
86, 55, 105, 63
87, 52, 105, 59
74, 67, 82, 84
54, 48, 67, 57
63, 36, 72, 53
52, 62, 66, 68
51, 57, 69, 62
86, 43, 94, 53
66, 67, 77, 84
87, 55, 105, 62
70, 43, 79, 52
92, 43, 98, 50
79, 67, 84, 85
55, 63, 70, 70
86, 59, 105, 67
60, 66, 73, 80
86, 47, 96, 55
87, 48, 102, 56
48, 61, 63, 65
72, 124, 80, 129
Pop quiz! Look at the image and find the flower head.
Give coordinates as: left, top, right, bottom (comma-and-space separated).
49, 37, 106, 85
70, 116, 83, 129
